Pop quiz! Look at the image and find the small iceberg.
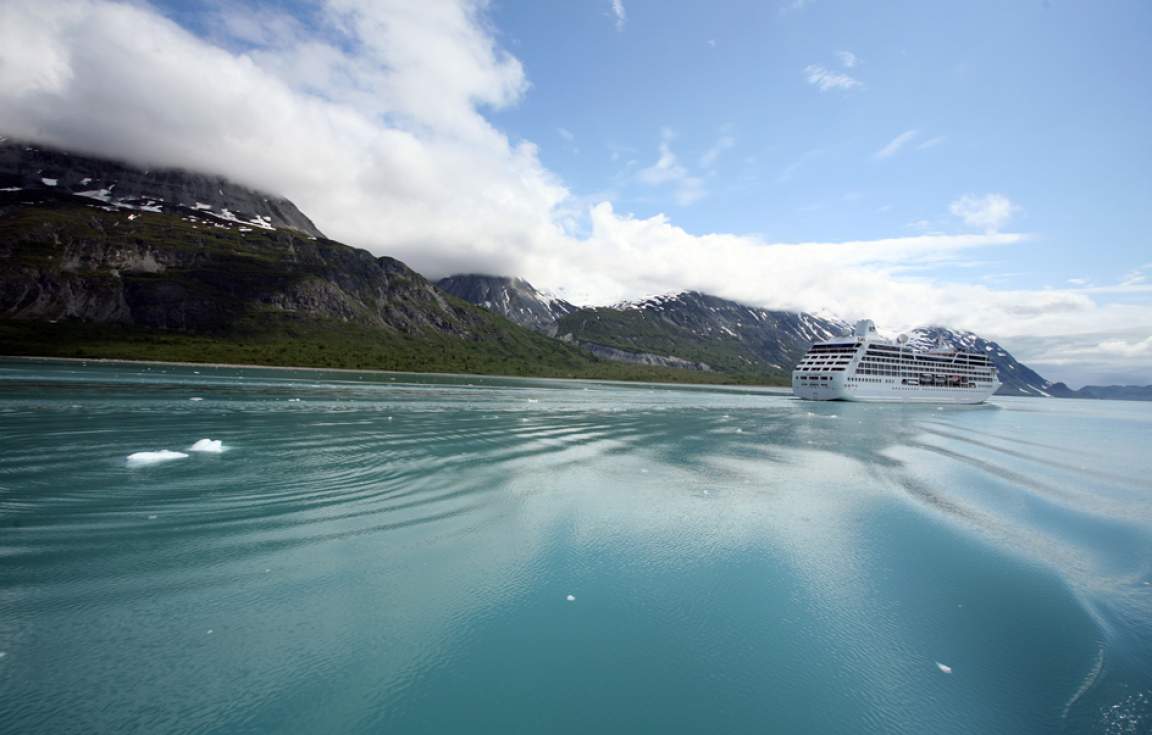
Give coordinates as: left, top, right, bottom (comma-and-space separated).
189, 397, 204, 402
566, 594, 576, 602
189, 438, 224, 453
127, 450, 188, 465
936, 661, 953, 674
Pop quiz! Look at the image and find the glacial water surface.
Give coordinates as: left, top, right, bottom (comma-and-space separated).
0, 358, 1150, 734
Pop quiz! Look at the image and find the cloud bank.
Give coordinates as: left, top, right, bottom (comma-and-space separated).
0, 0, 1148, 383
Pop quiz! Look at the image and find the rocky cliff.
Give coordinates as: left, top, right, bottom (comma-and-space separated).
0, 139, 324, 238
436, 274, 576, 336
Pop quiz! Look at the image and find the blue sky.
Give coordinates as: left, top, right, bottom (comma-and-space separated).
489, 0, 1150, 290
1, 0, 1149, 384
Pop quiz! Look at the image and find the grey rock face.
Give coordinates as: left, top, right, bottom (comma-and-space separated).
0, 200, 488, 336
436, 274, 576, 336
0, 139, 325, 238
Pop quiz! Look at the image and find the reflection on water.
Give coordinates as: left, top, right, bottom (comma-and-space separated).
0, 358, 1149, 734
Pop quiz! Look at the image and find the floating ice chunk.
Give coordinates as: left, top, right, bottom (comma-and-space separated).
41, 177, 57, 186
527, 399, 539, 403
287, 398, 301, 402
189, 438, 224, 453
148, 514, 158, 520
189, 397, 203, 401
127, 450, 188, 464
936, 662, 953, 674
566, 594, 576, 602
206, 629, 213, 635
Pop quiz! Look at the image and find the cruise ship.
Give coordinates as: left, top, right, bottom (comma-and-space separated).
792, 320, 1001, 403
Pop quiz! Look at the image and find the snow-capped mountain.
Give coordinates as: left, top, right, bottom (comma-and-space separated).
574, 290, 847, 374
0, 139, 324, 238
906, 327, 1052, 397
445, 279, 1057, 392
446, 282, 847, 378
436, 274, 577, 336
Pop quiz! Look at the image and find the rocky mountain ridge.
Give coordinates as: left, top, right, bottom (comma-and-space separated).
436, 274, 576, 336
0, 140, 1114, 394
1047, 383, 1152, 401
0, 139, 324, 238
440, 274, 1057, 396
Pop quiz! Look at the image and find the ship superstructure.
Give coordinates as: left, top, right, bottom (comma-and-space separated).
792, 320, 1000, 403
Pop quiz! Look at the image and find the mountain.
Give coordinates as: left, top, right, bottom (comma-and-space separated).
0, 192, 606, 376
0, 139, 324, 238
1047, 383, 1152, 401
0, 141, 1066, 391
555, 292, 847, 379
444, 278, 1059, 394
2, 143, 711, 380
905, 327, 1052, 397
436, 274, 576, 336
438, 280, 846, 380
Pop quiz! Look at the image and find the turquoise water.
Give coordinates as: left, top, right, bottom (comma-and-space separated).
1, 358, 1150, 734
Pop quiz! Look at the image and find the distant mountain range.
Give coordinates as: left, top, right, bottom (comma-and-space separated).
437, 274, 1057, 396
1047, 383, 1152, 401
0, 139, 1140, 398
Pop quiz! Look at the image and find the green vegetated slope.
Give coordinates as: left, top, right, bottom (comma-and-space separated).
0, 196, 770, 384
559, 307, 762, 373
555, 292, 840, 383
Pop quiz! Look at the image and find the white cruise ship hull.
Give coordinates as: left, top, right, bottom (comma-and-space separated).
791, 319, 1002, 405
793, 374, 998, 404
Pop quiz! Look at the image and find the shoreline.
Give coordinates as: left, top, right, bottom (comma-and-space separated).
0, 354, 795, 395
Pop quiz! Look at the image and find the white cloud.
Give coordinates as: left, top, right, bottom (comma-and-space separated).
557, 127, 575, 142
636, 131, 705, 205
699, 134, 735, 169
776, 148, 823, 183
0, 1, 1147, 383
836, 50, 858, 68
874, 129, 919, 159
1094, 336, 1152, 357
916, 135, 946, 151
610, 0, 626, 31
780, 0, 813, 14
949, 193, 1021, 233
0, 0, 566, 279
804, 64, 863, 92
